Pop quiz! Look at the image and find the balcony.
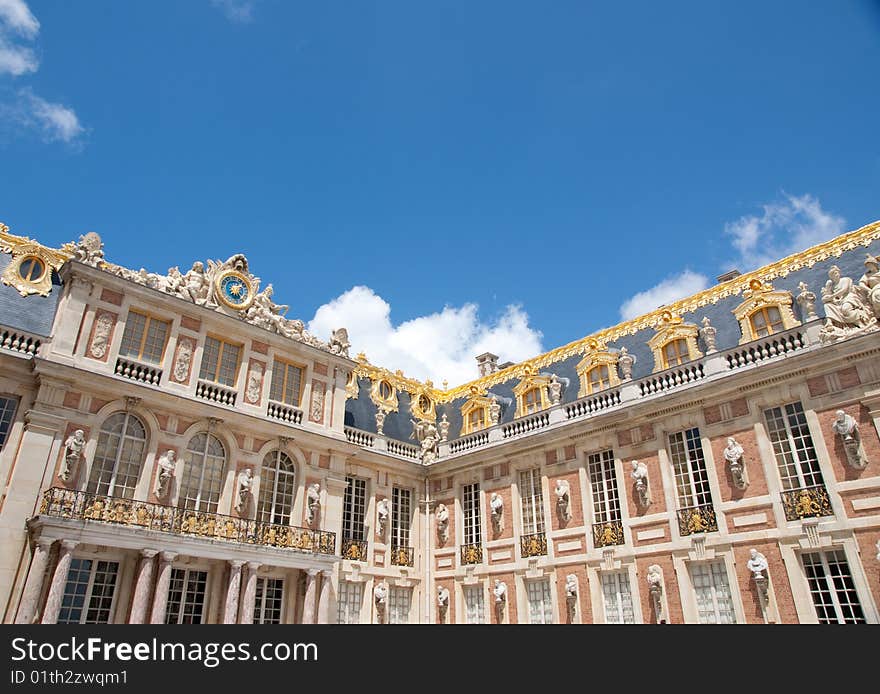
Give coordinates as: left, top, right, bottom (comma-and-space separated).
520, 532, 548, 558
115, 356, 162, 386
592, 520, 625, 548
38, 487, 335, 555
0, 327, 41, 355
781, 484, 834, 521
195, 380, 237, 406
266, 400, 303, 424
460, 543, 483, 565
341, 537, 369, 562
676, 504, 719, 536
390, 545, 414, 567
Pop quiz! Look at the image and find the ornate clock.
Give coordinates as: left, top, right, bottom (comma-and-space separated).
215, 269, 255, 311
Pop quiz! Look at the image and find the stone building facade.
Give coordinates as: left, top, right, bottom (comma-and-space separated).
1, 219, 879, 624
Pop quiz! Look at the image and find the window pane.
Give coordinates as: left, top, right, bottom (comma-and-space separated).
337, 580, 363, 624
465, 586, 486, 624
388, 586, 411, 624
519, 469, 544, 535
802, 550, 866, 624
254, 578, 284, 624
527, 579, 553, 624
690, 561, 736, 624
601, 571, 634, 624
87, 412, 147, 499
181, 433, 226, 512
342, 477, 366, 540
463, 483, 481, 545
588, 449, 620, 523
391, 487, 411, 547
763, 402, 823, 490
257, 450, 295, 525
0, 396, 17, 451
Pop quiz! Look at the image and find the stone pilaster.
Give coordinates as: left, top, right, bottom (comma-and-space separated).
238, 562, 261, 624
301, 569, 318, 624
316, 571, 333, 624
40, 540, 78, 624
128, 549, 158, 624
149, 551, 178, 624
14, 538, 54, 624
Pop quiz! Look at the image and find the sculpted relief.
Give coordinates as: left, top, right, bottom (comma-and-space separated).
818, 259, 880, 343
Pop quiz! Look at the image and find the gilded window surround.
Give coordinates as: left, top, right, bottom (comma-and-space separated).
647, 312, 703, 372
512, 365, 552, 418
732, 279, 801, 344
0, 225, 70, 297
460, 390, 493, 435
410, 385, 436, 422
575, 339, 621, 397
370, 377, 398, 413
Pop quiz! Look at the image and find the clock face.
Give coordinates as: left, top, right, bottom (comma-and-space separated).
216, 271, 254, 310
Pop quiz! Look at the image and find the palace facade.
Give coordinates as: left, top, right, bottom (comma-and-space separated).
1, 219, 879, 625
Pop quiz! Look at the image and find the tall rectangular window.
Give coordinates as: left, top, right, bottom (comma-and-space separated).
527, 579, 553, 624
601, 571, 635, 624
57, 559, 119, 624
342, 477, 367, 541
165, 569, 208, 624
337, 580, 363, 624
0, 395, 18, 451
269, 359, 303, 406
588, 450, 621, 522
462, 483, 481, 545
464, 586, 486, 624
690, 561, 736, 624
391, 487, 411, 548
198, 336, 242, 387
119, 311, 170, 364
802, 550, 866, 623
763, 402, 823, 490
253, 578, 284, 624
388, 586, 411, 624
668, 428, 713, 508
519, 469, 545, 535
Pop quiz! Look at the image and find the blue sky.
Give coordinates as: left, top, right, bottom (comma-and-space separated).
1, 1, 879, 384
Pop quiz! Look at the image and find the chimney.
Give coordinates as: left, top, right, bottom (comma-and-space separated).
716, 269, 742, 283
475, 352, 499, 377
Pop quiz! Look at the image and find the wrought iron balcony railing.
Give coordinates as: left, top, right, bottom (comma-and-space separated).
677, 503, 719, 536
390, 545, 414, 567
341, 537, 369, 562
460, 543, 483, 565
38, 487, 336, 555
592, 520, 625, 548
781, 484, 834, 521
520, 532, 548, 558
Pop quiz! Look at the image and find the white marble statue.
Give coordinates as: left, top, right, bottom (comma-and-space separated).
71, 232, 105, 267
699, 316, 717, 353
235, 468, 253, 514
493, 579, 507, 603
375, 408, 386, 436
438, 413, 450, 442
630, 460, 650, 507
436, 503, 449, 544
306, 482, 321, 527
555, 479, 571, 522
329, 328, 351, 357
647, 564, 663, 623
60, 429, 86, 482
819, 265, 877, 343
548, 374, 563, 405
797, 281, 818, 320
490, 492, 503, 533
565, 574, 578, 599
437, 586, 450, 609
489, 395, 501, 426
376, 497, 390, 537
859, 254, 880, 317
374, 582, 388, 622
723, 436, 747, 489
154, 450, 176, 499
747, 548, 769, 579
182, 261, 210, 305
617, 347, 635, 381
831, 409, 867, 469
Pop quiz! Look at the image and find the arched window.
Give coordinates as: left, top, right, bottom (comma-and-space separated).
586, 365, 611, 394
662, 338, 690, 368
180, 433, 226, 513
468, 407, 486, 432
749, 306, 785, 338
87, 412, 147, 499
522, 387, 544, 415
257, 450, 296, 525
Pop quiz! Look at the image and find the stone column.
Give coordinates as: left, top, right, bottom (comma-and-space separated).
15, 538, 54, 624
223, 560, 244, 624
316, 571, 333, 624
238, 562, 261, 624
301, 569, 318, 624
41, 540, 78, 624
128, 549, 158, 624
149, 551, 178, 624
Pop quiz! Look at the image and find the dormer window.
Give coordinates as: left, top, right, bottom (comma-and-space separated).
748, 306, 785, 338
575, 339, 621, 396
461, 385, 493, 435
733, 279, 800, 344
370, 377, 398, 412
513, 365, 551, 418
522, 387, 544, 415
647, 312, 702, 373
662, 338, 690, 368
586, 365, 611, 393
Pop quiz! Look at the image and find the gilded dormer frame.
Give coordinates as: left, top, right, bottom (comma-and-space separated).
575, 338, 621, 397
647, 311, 703, 372
732, 279, 801, 344
410, 381, 436, 422
513, 365, 552, 418
460, 385, 493, 435
370, 377, 398, 413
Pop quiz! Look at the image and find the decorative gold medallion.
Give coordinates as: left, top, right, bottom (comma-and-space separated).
214, 269, 255, 311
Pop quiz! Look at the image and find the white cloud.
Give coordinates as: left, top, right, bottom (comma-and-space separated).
724, 193, 846, 271
211, 0, 256, 23
0, 0, 39, 75
5, 88, 85, 143
618, 270, 710, 321
0, 0, 39, 38
308, 286, 544, 385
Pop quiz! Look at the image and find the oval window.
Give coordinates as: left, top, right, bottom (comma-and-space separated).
18, 256, 46, 283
